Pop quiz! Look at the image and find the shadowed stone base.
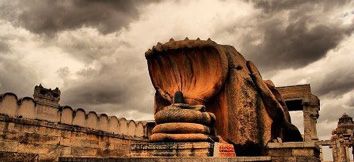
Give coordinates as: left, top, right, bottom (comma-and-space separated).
131, 142, 236, 157
131, 142, 214, 157
266, 142, 320, 162
59, 157, 272, 162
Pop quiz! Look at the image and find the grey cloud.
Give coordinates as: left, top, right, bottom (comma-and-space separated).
60, 56, 154, 115
57, 67, 70, 79
0, 0, 157, 35
314, 69, 354, 97
347, 96, 354, 107
317, 98, 354, 135
56, 35, 131, 64
0, 56, 39, 97
0, 0, 353, 125
249, 0, 352, 13
248, 18, 353, 70
219, 0, 354, 71
0, 41, 10, 53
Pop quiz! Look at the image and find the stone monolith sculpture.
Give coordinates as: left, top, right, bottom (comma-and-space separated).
151, 91, 218, 142
145, 38, 302, 155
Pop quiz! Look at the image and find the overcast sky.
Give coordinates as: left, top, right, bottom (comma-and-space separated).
0, 0, 353, 154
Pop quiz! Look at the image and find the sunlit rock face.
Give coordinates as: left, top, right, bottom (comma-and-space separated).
146, 39, 302, 155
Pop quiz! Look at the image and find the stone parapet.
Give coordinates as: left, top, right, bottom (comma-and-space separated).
0, 114, 147, 141
0, 113, 148, 160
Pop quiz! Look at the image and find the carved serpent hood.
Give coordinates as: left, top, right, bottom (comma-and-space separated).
146, 38, 228, 105
146, 38, 302, 155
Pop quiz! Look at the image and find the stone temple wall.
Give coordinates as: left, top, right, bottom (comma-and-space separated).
0, 92, 148, 161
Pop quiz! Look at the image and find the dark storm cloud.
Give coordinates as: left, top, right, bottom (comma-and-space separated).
0, 0, 353, 124
60, 57, 154, 115
314, 69, 354, 97
0, 0, 156, 35
64, 81, 127, 105
57, 35, 131, 64
246, 17, 354, 70
0, 57, 39, 97
222, 0, 354, 70
250, 0, 352, 13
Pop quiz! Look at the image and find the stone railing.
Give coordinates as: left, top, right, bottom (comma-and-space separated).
0, 92, 147, 139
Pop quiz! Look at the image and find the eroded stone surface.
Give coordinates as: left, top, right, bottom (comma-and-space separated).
146, 39, 303, 155
0, 114, 147, 160
266, 142, 320, 162
151, 103, 216, 142
155, 108, 215, 126
131, 142, 214, 157
150, 133, 210, 142
152, 123, 210, 134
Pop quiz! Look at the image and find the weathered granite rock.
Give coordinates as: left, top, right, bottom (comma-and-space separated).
146, 39, 303, 155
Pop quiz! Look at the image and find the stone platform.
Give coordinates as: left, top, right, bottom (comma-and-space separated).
131, 142, 236, 157
131, 142, 214, 157
266, 142, 320, 162
59, 157, 271, 162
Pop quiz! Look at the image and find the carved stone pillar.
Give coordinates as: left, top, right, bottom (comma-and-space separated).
330, 142, 338, 162
332, 139, 340, 162
302, 96, 319, 141
339, 139, 350, 162
331, 136, 350, 162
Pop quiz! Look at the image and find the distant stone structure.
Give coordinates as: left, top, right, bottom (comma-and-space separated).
331, 114, 354, 161
276, 84, 320, 142
0, 85, 148, 161
33, 84, 61, 108
316, 114, 354, 162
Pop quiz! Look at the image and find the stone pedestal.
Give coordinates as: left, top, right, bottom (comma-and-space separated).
131, 142, 235, 157
267, 142, 320, 162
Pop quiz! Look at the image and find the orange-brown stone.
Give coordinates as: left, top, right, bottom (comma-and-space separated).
155, 108, 215, 126
146, 39, 302, 155
152, 122, 210, 134
150, 133, 210, 142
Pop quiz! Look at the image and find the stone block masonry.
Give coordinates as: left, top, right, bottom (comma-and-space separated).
0, 92, 148, 161
267, 142, 321, 162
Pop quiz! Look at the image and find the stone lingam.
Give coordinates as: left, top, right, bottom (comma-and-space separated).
131, 38, 302, 157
